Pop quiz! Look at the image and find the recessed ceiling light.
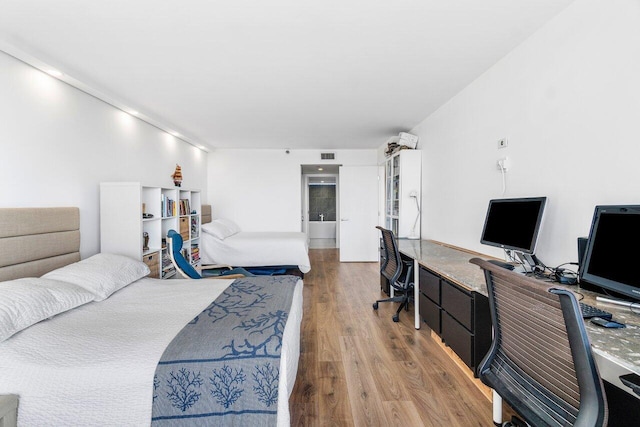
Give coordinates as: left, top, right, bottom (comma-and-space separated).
318, 167, 323, 171
46, 69, 63, 77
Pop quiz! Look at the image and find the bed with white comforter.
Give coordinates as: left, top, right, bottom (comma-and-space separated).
201, 219, 311, 274
0, 270, 303, 426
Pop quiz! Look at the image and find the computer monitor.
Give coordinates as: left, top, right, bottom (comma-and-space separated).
580, 205, 640, 301
480, 197, 547, 255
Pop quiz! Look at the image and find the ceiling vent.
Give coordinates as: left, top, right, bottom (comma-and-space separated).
320, 152, 336, 160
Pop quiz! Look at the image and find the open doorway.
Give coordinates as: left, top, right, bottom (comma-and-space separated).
301, 165, 340, 249
308, 176, 337, 248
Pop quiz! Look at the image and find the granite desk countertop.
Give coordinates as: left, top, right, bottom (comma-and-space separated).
398, 239, 489, 293
398, 239, 640, 377
579, 289, 640, 376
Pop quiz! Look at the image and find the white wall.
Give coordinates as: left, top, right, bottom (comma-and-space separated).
0, 51, 208, 257
412, 0, 640, 266
208, 149, 377, 231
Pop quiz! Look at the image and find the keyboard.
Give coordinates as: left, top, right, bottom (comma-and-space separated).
580, 302, 613, 320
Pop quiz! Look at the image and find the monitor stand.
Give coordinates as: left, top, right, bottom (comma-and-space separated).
515, 252, 545, 273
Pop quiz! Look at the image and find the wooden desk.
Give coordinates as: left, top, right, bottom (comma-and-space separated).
398, 239, 640, 406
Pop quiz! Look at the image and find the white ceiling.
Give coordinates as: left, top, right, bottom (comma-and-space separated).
0, 0, 574, 150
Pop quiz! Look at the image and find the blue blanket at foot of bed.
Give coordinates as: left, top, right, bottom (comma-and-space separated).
151, 275, 299, 426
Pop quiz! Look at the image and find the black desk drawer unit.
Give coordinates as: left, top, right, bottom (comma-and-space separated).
442, 311, 473, 367
419, 292, 441, 334
419, 268, 442, 334
418, 266, 492, 375
419, 268, 440, 303
441, 279, 472, 330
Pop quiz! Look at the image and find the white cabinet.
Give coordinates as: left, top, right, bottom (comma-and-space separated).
384, 150, 421, 238
100, 182, 201, 279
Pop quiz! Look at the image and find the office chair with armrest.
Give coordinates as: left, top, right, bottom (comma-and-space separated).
470, 257, 607, 427
373, 226, 414, 322
167, 230, 249, 280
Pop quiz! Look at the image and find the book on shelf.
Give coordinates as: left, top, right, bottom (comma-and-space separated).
162, 253, 172, 267
162, 268, 176, 279
181, 248, 190, 263
179, 199, 191, 216
161, 252, 176, 278
161, 195, 176, 217
191, 216, 200, 237
191, 244, 200, 262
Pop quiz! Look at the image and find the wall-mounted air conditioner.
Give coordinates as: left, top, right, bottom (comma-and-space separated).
386, 132, 419, 149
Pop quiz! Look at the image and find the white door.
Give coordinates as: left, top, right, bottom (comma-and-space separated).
339, 166, 379, 262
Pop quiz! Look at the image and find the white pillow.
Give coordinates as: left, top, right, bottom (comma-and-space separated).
216, 218, 241, 234
43, 253, 150, 301
0, 277, 95, 342
202, 220, 238, 240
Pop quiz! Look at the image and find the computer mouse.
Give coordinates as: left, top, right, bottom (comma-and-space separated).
590, 317, 626, 328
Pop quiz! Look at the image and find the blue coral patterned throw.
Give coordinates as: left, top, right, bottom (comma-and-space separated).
151, 275, 298, 426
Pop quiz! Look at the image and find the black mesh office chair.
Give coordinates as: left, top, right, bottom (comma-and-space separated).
373, 226, 414, 322
470, 257, 607, 427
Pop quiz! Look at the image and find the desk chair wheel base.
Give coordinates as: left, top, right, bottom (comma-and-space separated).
373, 299, 406, 322
501, 416, 527, 427
492, 416, 526, 427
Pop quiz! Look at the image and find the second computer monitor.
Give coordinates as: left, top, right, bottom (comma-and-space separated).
580, 205, 640, 301
480, 197, 547, 255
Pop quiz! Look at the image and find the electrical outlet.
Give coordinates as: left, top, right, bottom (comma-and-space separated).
497, 157, 510, 171
498, 138, 508, 149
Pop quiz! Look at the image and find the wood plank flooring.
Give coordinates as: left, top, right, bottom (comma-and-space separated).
289, 249, 495, 426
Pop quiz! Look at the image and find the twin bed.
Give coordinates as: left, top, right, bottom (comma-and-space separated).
199, 205, 311, 275
0, 208, 304, 426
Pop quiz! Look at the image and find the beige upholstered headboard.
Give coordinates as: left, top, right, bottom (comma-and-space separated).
202, 204, 212, 224
0, 208, 81, 281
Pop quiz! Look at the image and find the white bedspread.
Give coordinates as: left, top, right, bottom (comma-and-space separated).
0, 277, 303, 427
201, 231, 311, 273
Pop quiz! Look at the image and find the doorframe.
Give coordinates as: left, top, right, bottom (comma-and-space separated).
302, 175, 309, 235
301, 171, 340, 246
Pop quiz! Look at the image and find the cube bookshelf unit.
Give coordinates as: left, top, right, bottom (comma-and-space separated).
100, 182, 202, 279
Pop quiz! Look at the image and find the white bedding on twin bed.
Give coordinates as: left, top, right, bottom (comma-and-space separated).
0, 277, 303, 427
201, 231, 311, 273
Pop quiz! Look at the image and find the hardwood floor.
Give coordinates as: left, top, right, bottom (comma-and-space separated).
289, 249, 495, 426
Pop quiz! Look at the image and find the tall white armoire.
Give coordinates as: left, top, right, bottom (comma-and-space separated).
384, 150, 422, 239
